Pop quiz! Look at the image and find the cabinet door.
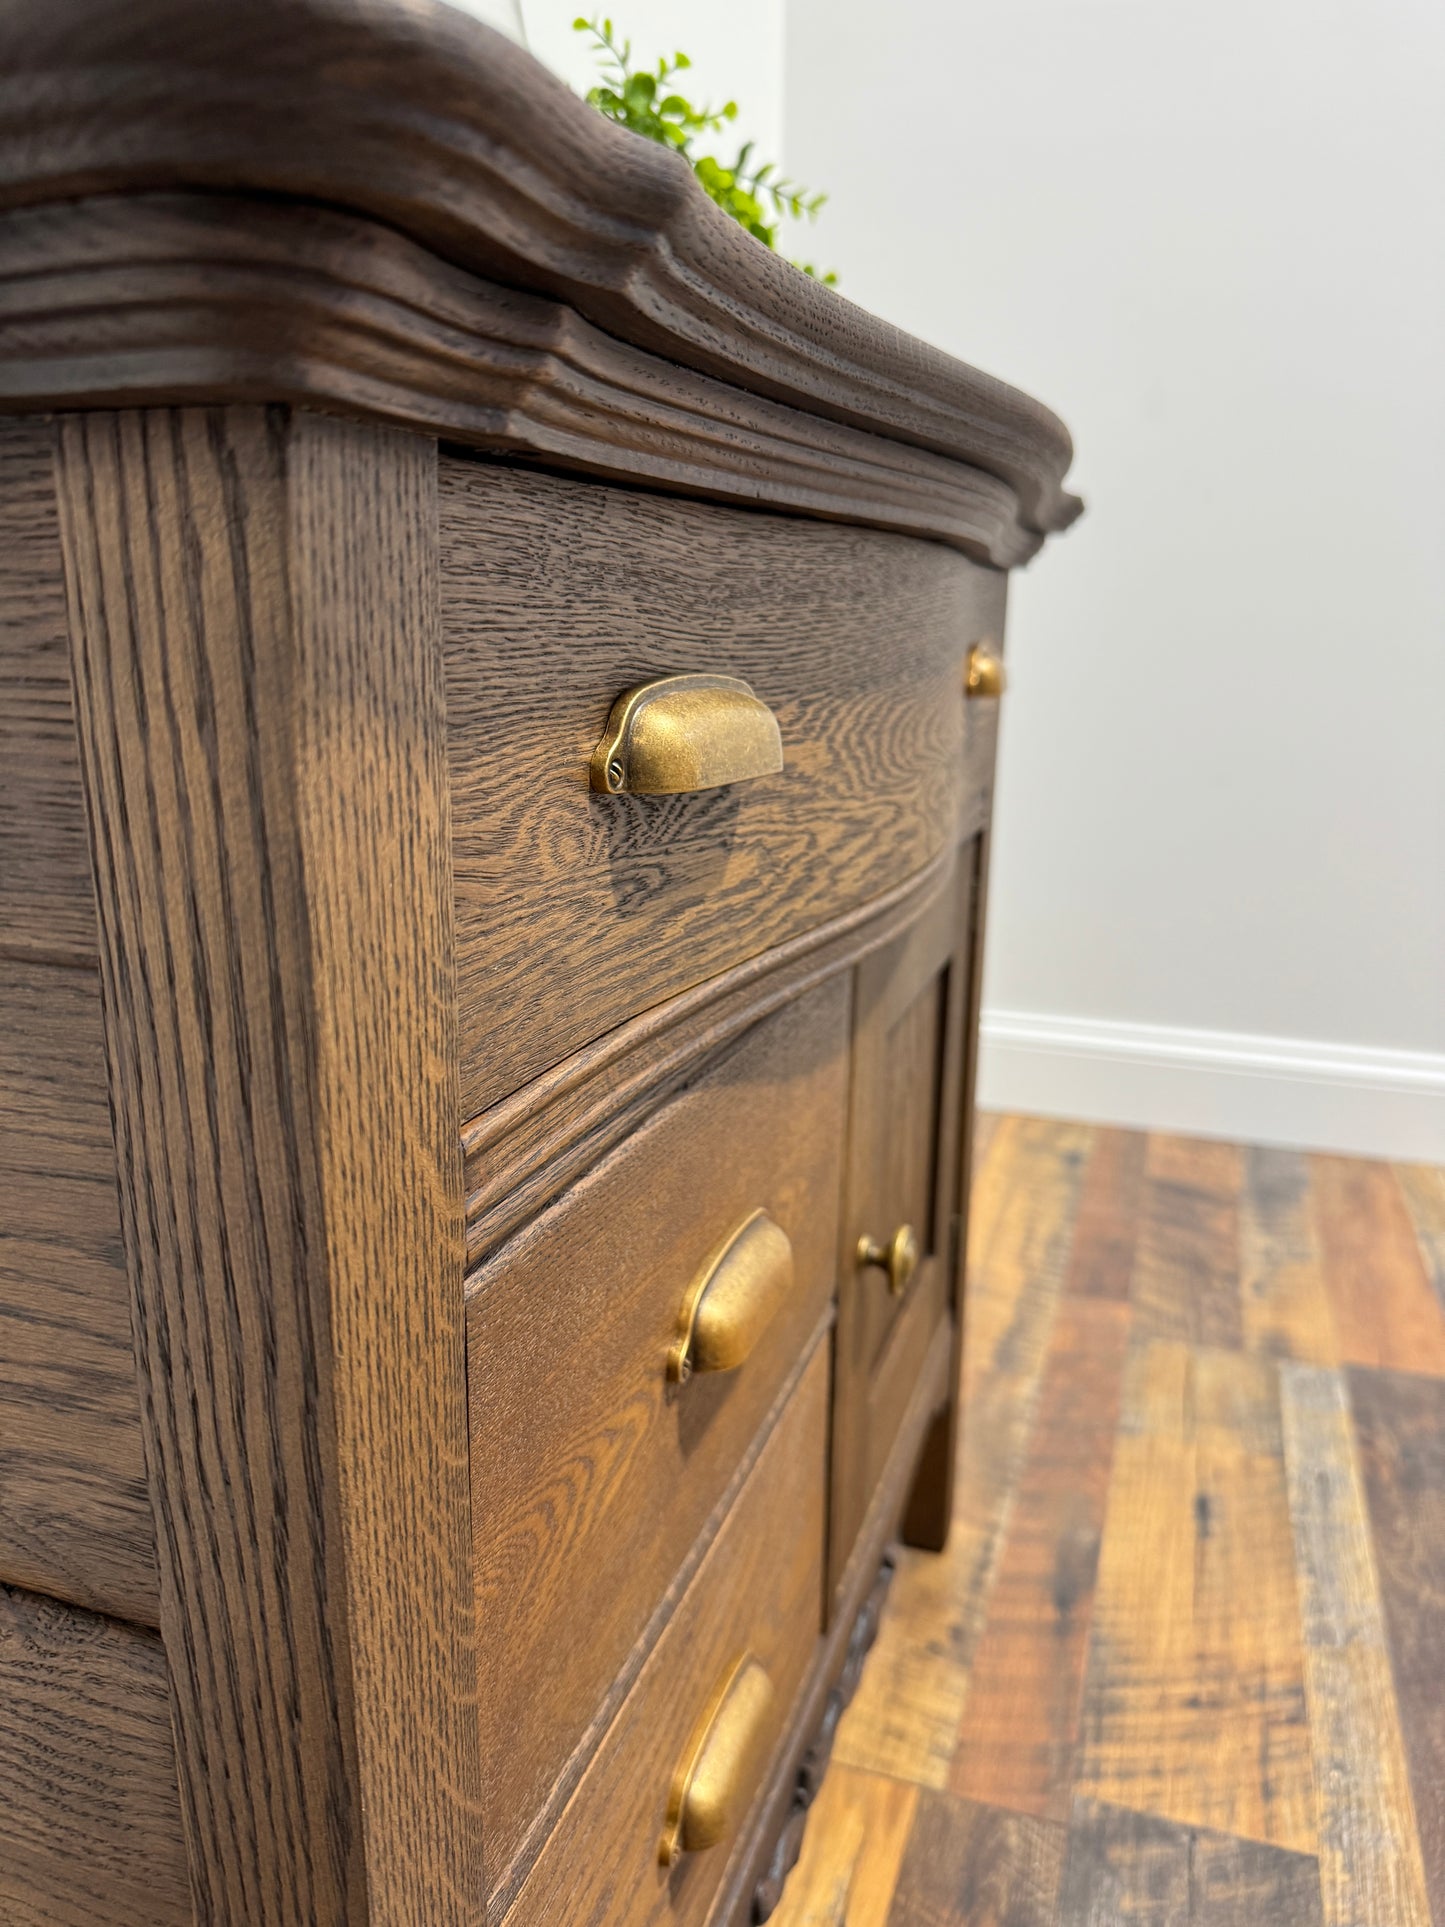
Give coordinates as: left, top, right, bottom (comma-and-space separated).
829, 843, 981, 1599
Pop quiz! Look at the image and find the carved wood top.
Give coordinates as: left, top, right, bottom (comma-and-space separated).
0, 0, 1081, 563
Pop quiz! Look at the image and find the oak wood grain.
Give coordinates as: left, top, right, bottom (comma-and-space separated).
1131, 1135, 1244, 1350
889, 1791, 1066, 1927
1311, 1157, 1445, 1375
510, 1342, 829, 1927
1056, 1799, 1324, 1926
832, 862, 973, 1593
1280, 1364, 1432, 1927
1076, 1341, 1317, 1854
1348, 1366, 1445, 1922
55, 406, 483, 1925
0, 195, 1060, 572
0, 955, 156, 1622
832, 1117, 1093, 1787
0, 418, 97, 963
1240, 1147, 1338, 1365
951, 1297, 1131, 1821
462, 842, 965, 1265
0, 0, 1081, 547
0, 1581, 190, 1927
469, 980, 849, 1906
440, 459, 1001, 1115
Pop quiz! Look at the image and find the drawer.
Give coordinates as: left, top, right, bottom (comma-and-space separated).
509, 1341, 829, 1927
468, 978, 849, 1893
441, 458, 1006, 1116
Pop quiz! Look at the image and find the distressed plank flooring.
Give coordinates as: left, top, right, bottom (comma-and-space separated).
771, 1117, 1444, 1927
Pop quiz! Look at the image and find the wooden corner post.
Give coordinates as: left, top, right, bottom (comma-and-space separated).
54, 407, 483, 1925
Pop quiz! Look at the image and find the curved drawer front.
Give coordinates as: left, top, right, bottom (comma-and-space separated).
441, 459, 1006, 1117
467, 979, 849, 1895
509, 1343, 828, 1927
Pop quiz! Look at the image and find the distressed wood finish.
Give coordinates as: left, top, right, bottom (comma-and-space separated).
469, 981, 849, 1905
1348, 1367, 1445, 1922
1311, 1155, 1445, 1374
0, 1581, 191, 1927
951, 1296, 1131, 1821
1131, 1133, 1244, 1350
0, 955, 156, 1623
768, 1124, 1444, 1927
440, 460, 1002, 1115
54, 408, 483, 1925
1076, 1340, 1317, 1853
1280, 1364, 1431, 1927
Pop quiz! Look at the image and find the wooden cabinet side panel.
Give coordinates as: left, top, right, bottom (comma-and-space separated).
54, 408, 483, 1927
0, 955, 157, 1622
0, 1580, 191, 1927
0, 418, 98, 964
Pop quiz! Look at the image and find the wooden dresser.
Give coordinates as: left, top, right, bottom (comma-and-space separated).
0, 2, 1080, 1921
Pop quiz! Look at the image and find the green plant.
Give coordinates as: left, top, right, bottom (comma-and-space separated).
573, 16, 836, 285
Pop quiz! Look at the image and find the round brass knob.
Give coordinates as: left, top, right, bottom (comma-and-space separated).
964, 642, 1006, 699
857, 1223, 920, 1297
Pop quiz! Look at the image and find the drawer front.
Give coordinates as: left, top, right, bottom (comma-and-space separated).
509, 1342, 828, 1927
469, 979, 849, 1889
441, 458, 1006, 1117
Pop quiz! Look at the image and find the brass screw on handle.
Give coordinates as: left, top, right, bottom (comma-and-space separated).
964, 642, 1007, 699
857, 1223, 920, 1297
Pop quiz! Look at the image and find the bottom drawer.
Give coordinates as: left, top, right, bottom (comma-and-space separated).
509, 1342, 828, 1927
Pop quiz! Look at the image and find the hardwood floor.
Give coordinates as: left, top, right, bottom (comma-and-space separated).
772, 1116, 1444, 1926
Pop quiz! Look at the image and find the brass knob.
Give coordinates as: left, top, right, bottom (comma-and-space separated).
659, 1655, 776, 1866
857, 1223, 920, 1297
590, 673, 783, 795
964, 642, 1006, 699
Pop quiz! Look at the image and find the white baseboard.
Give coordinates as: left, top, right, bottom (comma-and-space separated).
976, 1010, 1445, 1163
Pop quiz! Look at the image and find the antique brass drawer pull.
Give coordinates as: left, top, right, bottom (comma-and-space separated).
857, 1222, 920, 1297
589, 673, 784, 795
964, 641, 1006, 698
659, 1655, 777, 1867
667, 1210, 795, 1384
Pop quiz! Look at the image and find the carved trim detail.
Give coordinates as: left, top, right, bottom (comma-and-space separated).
0, 0, 1080, 556
0, 195, 1051, 568
752, 1552, 899, 1922
462, 838, 970, 1267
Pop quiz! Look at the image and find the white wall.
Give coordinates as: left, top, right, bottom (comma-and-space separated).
511, 1, 785, 163
785, 0, 1445, 1158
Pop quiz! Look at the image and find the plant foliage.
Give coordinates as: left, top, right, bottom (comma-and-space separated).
573, 16, 836, 285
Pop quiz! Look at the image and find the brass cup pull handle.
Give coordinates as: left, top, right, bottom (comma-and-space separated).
590, 673, 784, 795
857, 1223, 920, 1298
659, 1655, 777, 1867
667, 1211, 795, 1384
964, 642, 1007, 699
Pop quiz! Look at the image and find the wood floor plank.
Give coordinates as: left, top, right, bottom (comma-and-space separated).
833, 1116, 1093, 1787
1310, 1157, 1445, 1376
888, 1791, 1066, 1927
1280, 1364, 1431, 1927
1056, 1799, 1324, 1926
973, 1110, 1002, 1174
1076, 1341, 1317, 1854
951, 1296, 1131, 1820
1348, 1366, 1445, 1922
1240, 1147, 1337, 1365
1064, 1128, 1148, 1301
1131, 1135, 1243, 1350
765, 1766, 917, 1927
1396, 1162, 1445, 1315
